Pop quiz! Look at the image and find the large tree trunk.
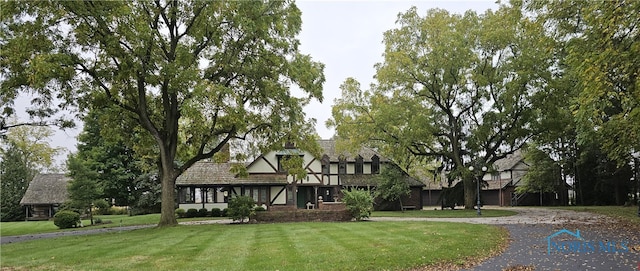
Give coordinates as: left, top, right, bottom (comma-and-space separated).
158, 171, 178, 227
464, 179, 475, 210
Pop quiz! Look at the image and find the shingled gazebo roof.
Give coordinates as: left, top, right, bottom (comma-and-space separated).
20, 174, 70, 205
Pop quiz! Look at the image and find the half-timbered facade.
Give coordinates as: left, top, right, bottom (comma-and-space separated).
176, 140, 424, 210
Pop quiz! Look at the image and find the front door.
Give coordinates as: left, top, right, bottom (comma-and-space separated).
296, 186, 315, 208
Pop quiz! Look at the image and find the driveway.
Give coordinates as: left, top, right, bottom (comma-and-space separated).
371, 207, 640, 271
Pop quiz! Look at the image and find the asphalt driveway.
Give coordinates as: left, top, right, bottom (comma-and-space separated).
373, 207, 640, 271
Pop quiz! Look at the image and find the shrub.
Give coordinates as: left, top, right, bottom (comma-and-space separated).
53, 210, 81, 229
221, 208, 228, 217
94, 217, 103, 224
186, 208, 198, 218
227, 196, 255, 223
198, 208, 209, 217
175, 208, 186, 218
342, 189, 374, 221
254, 206, 266, 212
92, 199, 111, 215
211, 208, 222, 217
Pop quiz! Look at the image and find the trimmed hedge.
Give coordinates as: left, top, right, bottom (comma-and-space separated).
53, 210, 81, 229
252, 210, 352, 223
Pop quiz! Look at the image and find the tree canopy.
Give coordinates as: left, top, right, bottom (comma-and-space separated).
329, 6, 552, 208
1, 0, 324, 226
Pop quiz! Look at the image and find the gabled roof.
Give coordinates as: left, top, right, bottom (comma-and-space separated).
493, 150, 525, 171
20, 174, 70, 205
318, 140, 388, 162
176, 162, 287, 186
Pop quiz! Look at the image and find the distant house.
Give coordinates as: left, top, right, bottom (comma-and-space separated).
482, 150, 529, 206
20, 174, 70, 220
423, 150, 569, 207
176, 140, 424, 211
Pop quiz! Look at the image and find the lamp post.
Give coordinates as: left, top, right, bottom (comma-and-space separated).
469, 166, 488, 216
632, 152, 640, 217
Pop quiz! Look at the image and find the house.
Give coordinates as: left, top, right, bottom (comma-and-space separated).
176, 140, 425, 211
422, 150, 569, 207
20, 174, 70, 220
483, 150, 529, 206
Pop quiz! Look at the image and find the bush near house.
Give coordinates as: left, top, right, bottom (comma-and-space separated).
228, 196, 255, 223
342, 189, 374, 221
198, 208, 208, 217
175, 208, 186, 218
53, 211, 81, 229
185, 208, 198, 218
210, 208, 221, 217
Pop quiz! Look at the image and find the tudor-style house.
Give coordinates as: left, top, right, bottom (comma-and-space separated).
176, 140, 424, 211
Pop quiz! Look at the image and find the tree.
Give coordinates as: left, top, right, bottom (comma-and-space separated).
2, 1, 324, 226
329, 5, 552, 209
375, 165, 410, 211
66, 153, 101, 225
71, 107, 147, 207
0, 143, 32, 221
521, 0, 640, 166
517, 147, 560, 205
0, 123, 61, 221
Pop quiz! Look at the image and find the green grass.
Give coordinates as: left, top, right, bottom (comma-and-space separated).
0, 214, 223, 237
0, 221, 507, 271
553, 205, 639, 223
372, 208, 517, 218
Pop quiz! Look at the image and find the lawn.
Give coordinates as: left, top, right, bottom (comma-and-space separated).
0, 214, 222, 237
372, 208, 517, 218
0, 221, 508, 271
554, 205, 639, 223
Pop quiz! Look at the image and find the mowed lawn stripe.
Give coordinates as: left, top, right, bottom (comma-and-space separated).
0, 222, 507, 271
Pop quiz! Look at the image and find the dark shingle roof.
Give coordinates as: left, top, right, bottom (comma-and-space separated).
341, 175, 424, 187
318, 140, 388, 162
20, 174, 70, 205
176, 162, 287, 186
493, 150, 524, 171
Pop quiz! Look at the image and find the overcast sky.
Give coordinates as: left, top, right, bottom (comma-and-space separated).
13, 0, 499, 167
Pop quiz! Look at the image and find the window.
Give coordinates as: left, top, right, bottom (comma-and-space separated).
179, 187, 195, 203
277, 155, 287, 172
338, 156, 346, 174
248, 186, 269, 205
371, 155, 380, 174
355, 155, 363, 174
321, 155, 330, 175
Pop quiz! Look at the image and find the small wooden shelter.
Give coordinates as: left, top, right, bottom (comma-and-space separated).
20, 173, 70, 220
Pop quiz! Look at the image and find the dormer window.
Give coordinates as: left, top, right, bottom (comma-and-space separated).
321, 155, 330, 175
371, 155, 380, 174
338, 156, 346, 174
355, 155, 363, 175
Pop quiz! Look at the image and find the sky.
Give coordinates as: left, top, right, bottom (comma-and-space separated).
12, 0, 500, 168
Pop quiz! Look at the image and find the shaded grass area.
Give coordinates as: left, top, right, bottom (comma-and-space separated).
0, 221, 508, 271
553, 205, 639, 223
0, 214, 222, 237
372, 208, 517, 218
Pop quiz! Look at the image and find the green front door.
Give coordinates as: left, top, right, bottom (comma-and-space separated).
296, 187, 314, 208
